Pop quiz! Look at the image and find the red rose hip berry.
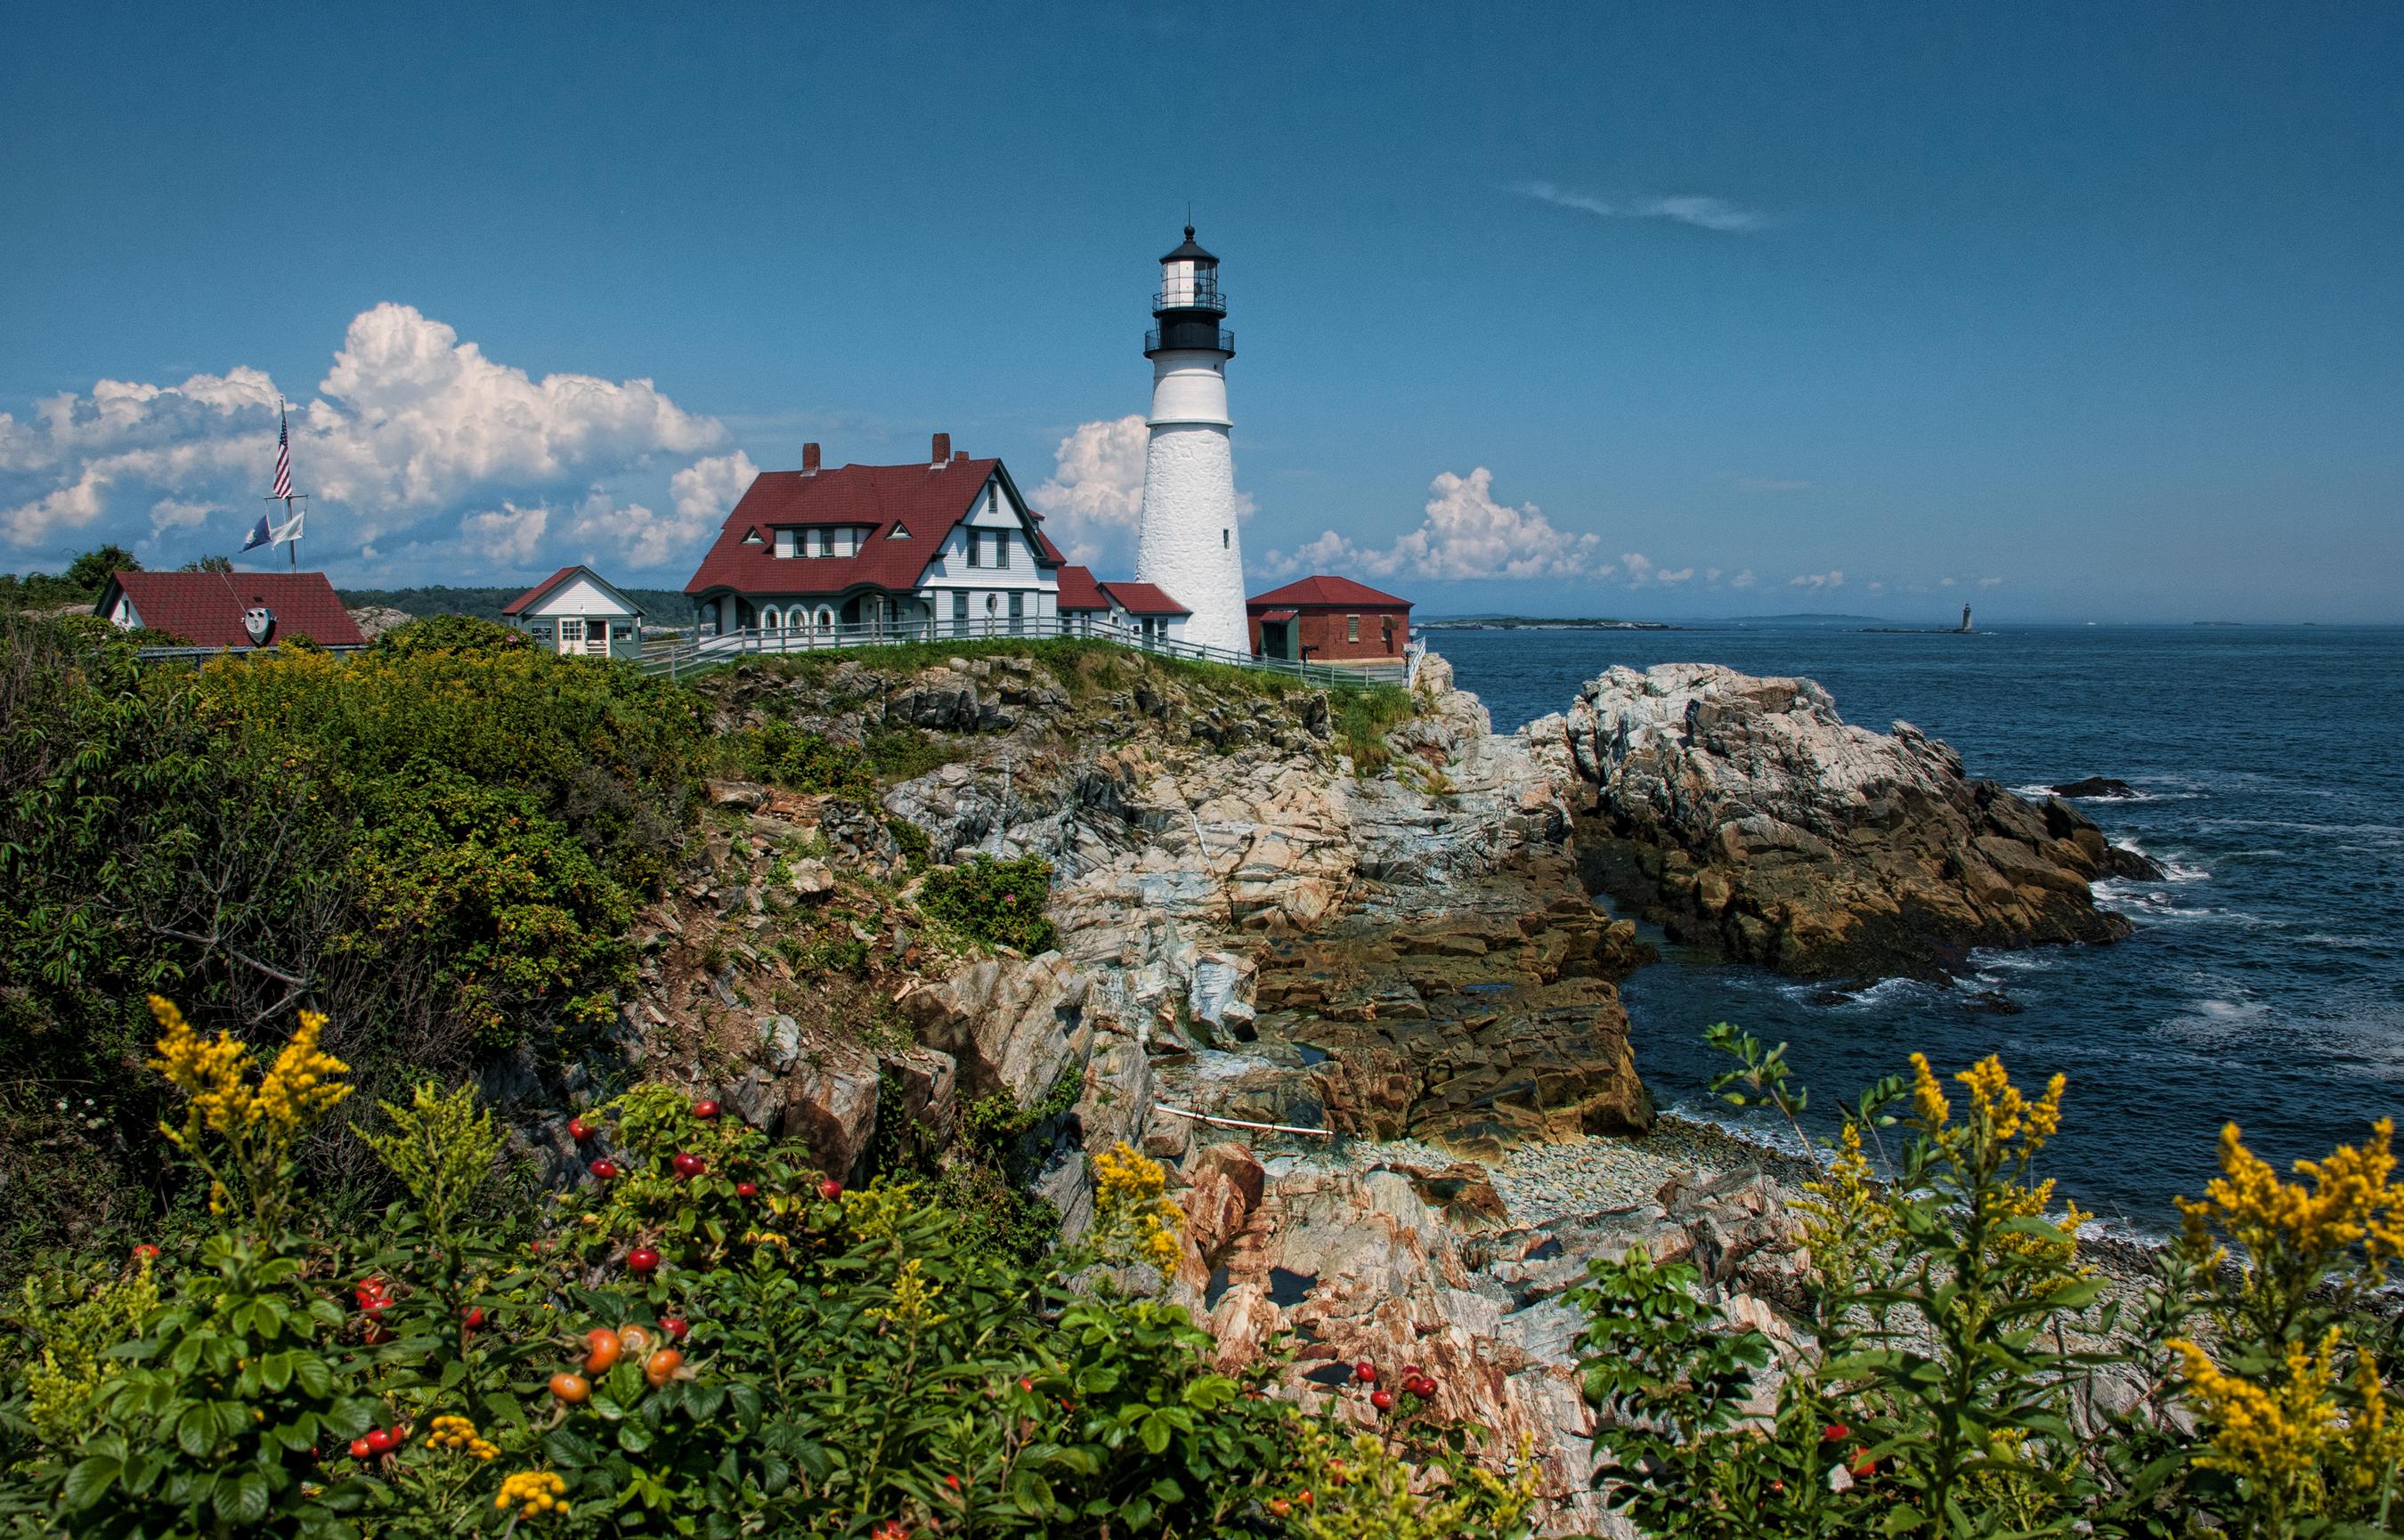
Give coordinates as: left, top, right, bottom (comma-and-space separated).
1370, 1390, 1394, 1411
672, 1152, 705, 1179
693, 1099, 719, 1119
735, 1180, 759, 1197
1353, 1361, 1377, 1383
567, 1116, 595, 1141
817, 1178, 844, 1201
589, 1158, 620, 1180
627, 1246, 662, 1274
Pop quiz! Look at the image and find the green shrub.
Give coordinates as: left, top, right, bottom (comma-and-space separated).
363, 612, 528, 659
864, 724, 962, 783
341, 771, 635, 1049
916, 853, 1059, 953
0, 613, 706, 1270
737, 719, 878, 798
1332, 685, 1413, 776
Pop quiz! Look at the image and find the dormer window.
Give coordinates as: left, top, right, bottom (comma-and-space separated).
816, 529, 836, 557
741, 527, 763, 545
774, 529, 797, 558
889, 522, 911, 539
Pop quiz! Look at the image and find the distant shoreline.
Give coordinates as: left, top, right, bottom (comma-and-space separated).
1416, 616, 1676, 632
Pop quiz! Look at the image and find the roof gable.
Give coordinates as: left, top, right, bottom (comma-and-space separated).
99, 570, 367, 648
503, 565, 642, 618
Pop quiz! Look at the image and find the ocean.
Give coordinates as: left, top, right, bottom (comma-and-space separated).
1434, 622, 2404, 1234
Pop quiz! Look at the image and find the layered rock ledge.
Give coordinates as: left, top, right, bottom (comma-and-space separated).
1529, 662, 2157, 978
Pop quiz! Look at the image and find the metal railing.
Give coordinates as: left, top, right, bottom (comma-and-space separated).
1152, 287, 1227, 314
636, 614, 1397, 690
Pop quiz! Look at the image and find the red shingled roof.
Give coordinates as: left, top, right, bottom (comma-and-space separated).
99, 571, 366, 648
1247, 574, 1412, 610
685, 457, 1063, 597
1100, 580, 1190, 616
1055, 564, 1109, 612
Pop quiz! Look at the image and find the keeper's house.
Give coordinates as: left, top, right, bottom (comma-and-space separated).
499, 565, 646, 660
95, 570, 366, 651
1247, 575, 1412, 664
685, 434, 1072, 640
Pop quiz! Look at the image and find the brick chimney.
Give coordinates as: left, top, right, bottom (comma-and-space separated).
801, 442, 821, 474
930, 432, 951, 466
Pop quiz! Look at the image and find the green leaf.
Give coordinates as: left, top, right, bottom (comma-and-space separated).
61, 1456, 122, 1512
175, 1404, 217, 1457
294, 1354, 333, 1398
219, 1471, 272, 1526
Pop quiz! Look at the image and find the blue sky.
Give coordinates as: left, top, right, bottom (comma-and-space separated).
4, 4, 2398, 621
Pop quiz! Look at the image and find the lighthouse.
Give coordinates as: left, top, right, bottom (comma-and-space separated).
1135, 226, 1250, 654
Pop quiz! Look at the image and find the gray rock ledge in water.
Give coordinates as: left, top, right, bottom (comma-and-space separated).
1525, 662, 2160, 979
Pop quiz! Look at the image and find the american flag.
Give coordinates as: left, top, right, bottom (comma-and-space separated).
271, 403, 292, 500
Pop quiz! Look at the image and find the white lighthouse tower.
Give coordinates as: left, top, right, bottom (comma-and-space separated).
1135, 226, 1250, 654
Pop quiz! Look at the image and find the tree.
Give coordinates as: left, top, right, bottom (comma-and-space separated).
177, 555, 233, 574
62, 545, 140, 594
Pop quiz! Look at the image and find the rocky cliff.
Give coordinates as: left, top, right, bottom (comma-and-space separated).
577, 643, 2156, 1536
1529, 662, 2156, 978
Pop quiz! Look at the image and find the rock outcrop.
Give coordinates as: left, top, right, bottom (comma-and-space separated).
1163, 1139, 1815, 1536
1531, 663, 2154, 977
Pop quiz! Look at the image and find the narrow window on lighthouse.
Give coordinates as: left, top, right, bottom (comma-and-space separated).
1222, 529, 1229, 548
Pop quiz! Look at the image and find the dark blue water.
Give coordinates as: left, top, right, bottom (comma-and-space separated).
1436, 624, 2404, 1234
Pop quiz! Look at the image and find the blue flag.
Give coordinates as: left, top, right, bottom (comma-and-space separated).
242, 514, 276, 552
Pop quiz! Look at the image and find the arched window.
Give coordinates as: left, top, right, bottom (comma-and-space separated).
816, 606, 834, 631
759, 605, 782, 631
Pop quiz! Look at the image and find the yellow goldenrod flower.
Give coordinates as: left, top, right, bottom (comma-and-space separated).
866, 1256, 949, 1331
2172, 1331, 2343, 1510
1091, 1141, 1185, 1273
1908, 1052, 1951, 1129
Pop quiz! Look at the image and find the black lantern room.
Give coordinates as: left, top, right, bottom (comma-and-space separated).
1145, 225, 1235, 358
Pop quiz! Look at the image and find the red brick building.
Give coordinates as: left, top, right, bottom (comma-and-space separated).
1246, 575, 1411, 664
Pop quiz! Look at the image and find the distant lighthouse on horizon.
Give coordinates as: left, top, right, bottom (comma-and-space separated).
1134, 225, 1249, 654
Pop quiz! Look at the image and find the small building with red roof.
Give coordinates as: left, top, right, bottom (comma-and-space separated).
94, 570, 367, 651
500, 564, 646, 660
1098, 580, 1191, 646
1247, 574, 1412, 664
686, 434, 1096, 642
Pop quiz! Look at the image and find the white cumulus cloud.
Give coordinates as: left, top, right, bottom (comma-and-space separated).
1028, 415, 1149, 565
2, 303, 731, 578
564, 450, 759, 571
1261, 466, 1604, 581
1619, 552, 1696, 588
1789, 569, 1846, 592
462, 502, 549, 565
